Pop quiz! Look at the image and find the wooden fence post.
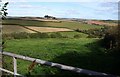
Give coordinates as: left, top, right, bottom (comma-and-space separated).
0, 12, 2, 77
13, 57, 17, 77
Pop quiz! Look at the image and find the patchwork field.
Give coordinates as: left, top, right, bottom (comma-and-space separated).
2, 19, 104, 30
2, 18, 120, 76
3, 25, 73, 33
3, 25, 35, 33
24, 26, 73, 32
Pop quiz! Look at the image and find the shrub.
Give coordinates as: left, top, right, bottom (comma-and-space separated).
74, 34, 82, 38
2, 34, 12, 40
29, 33, 39, 38
50, 32, 63, 38
75, 29, 81, 32
87, 34, 97, 38
3, 32, 66, 39
39, 33, 50, 38
11, 32, 29, 39
102, 27, 118, 49
75, 27, 109, 38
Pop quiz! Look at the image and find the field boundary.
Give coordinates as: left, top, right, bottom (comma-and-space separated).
21, 26, 40, 33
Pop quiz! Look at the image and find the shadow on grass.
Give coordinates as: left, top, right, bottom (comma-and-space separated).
49, 40, 120, 76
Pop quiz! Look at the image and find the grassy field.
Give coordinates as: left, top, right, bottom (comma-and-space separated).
2, 19, 103, 30
3, 38, 120, 76
2, 18, 119, 76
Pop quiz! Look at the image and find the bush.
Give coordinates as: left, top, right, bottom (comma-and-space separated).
2, 34, 12, 40
75, 29, 81, 32
75, 27, 109, 38
102, 27, 118, 49
74, 34, 82, 38
50, 32, 63, 38
39, 33, 50, 38
87, 34, 97, 38
11, 32, 29, 39
29, 33, 50, 38
29, 33, 40, 38
3, 32, 68, 39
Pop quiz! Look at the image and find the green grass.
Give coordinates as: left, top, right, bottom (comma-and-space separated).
3, 38, 120, 76
2, 18, 119, 76
4, 38, 95, 60
2, 19, 103, 30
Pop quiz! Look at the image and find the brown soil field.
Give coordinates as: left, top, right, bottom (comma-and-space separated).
2, 25, 73, 33
25, 26, 73, 32
3, 25, 35, 33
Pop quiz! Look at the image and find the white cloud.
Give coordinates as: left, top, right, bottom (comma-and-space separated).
98, 2, 118, 14
18, 4, 51, 12
2, 0, 119, 2
19, 4, 34, 8
97, 7, 114, 11
2, 0, 27, 2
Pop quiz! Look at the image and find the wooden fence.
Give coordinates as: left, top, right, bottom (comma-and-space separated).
0, 51, 117, 77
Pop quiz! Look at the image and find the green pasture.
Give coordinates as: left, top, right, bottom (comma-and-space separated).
2, 18, 119, 76
3, 38, 120, 76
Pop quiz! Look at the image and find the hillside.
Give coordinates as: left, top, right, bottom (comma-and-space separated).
2, 17, 120, 76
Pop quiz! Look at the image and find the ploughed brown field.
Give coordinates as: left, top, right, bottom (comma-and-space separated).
3, 25, 73, 33
3, 25, 35, 33
25, 26, 73, 32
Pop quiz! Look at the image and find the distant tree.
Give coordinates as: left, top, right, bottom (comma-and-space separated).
44, 15, 56, 19
44, 15, 49, 19
0, 2, 9, 19
52, 17, 56, 19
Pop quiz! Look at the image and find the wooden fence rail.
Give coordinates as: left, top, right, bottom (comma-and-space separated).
0, 51, 117, 77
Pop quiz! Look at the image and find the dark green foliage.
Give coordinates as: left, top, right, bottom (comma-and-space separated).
73, 34, 82, 38
3, 32, 50, 39
102, 27, 118, 50
75, 29, 80, 32
11, 32, 29, 39
87, 34, 96, 38
0, 2, 9, 19
29, 33, 50, 38
3, 32, 69, 39
118, 25, 120, 51
50, 32, 62, 38
75, 27, 109, 38
75, 26, 119, 51
102, 33, 116, 49
44, 15, 56, 19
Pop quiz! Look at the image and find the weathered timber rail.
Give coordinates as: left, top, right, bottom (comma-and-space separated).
0, 51, 117, 77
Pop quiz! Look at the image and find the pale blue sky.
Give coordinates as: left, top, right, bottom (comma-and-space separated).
6, 2, 118, 20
